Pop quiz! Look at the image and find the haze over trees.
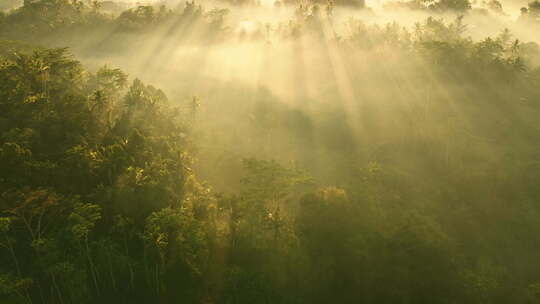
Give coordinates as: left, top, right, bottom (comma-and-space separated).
1, 0, 540, 303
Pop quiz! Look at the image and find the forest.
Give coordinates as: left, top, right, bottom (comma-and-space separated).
1, 0, 540, 303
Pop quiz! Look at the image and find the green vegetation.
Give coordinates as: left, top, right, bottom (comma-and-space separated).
2, 0, 540, 303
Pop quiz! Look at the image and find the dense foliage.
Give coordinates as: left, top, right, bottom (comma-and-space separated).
2, 0, 540, 303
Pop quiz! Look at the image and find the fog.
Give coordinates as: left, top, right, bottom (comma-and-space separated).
43, 0, 537, 190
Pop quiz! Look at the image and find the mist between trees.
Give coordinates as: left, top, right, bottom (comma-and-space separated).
1, 0, 540, 303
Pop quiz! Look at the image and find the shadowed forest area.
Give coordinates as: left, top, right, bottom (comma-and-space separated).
2, 0, 540, 303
